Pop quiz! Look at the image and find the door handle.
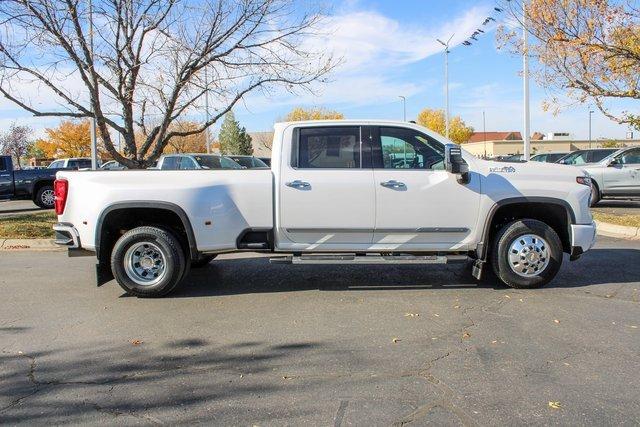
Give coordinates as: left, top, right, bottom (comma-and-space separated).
380, 180, 406, 189
285, 180, 311, 189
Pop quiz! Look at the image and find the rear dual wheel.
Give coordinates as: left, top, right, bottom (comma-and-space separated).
111, 226, 187, 297
491, 219, 563, 289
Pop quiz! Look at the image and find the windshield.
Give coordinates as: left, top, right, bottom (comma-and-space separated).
229, 156, 268, 168
559, 151, 588, 165
193, 155, 242, 169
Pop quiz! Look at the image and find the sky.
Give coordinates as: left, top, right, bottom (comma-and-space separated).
0, 0, 636, 141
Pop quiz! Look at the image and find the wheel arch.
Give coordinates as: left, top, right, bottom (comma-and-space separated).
95, 201, 198, 265
477, 197, 576, 261
31, 179, 54, 201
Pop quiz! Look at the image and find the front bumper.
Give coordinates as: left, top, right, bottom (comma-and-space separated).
53, 222, 80, 248
570, 221, 597, 260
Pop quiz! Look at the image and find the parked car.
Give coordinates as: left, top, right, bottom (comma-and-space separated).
156, 154, 242, 170
581, 147, 640, 206
226, 155, 269, 169
53, 120, 596, 298
530, 152, 569, 163
100, 160, 127, 170
556, 148, 618, 165
48, 157, 93, 170
0, 155, 61, 208
494, 154, 525, 162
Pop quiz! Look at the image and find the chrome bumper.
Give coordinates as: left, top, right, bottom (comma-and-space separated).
53, 223, 80, 249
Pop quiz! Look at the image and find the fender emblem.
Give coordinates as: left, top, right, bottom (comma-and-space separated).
489, 166, 516, 173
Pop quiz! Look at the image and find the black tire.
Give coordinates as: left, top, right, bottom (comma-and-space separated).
34, 185, 55, 209
111, 226, 187, 297
590, 183, 600, 207
191, 254, 217, 268
491, 219, 563, 289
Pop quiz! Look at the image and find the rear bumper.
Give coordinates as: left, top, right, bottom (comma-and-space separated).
570, 221, 597, 260
53, 222, 80, 248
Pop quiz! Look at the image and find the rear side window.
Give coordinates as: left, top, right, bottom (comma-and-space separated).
77, 160, 92, 169
591, 150, 617, 162
0, 157, 6, 171
618, 148, 640, 164
294, 127, 360, 169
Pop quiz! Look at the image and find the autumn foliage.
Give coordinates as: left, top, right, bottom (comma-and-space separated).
499, 0, 640, 129
416, 108, 474, 144
282, 107, 345, 121
36, 120, 93, 158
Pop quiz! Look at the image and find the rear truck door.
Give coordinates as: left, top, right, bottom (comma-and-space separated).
0, 156, 14, 198
604, 148, 640, 195
278, 125, 375, 248
370, 126, 481, 249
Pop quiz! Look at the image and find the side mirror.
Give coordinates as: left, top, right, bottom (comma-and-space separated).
607, 158, 620, 167
444, 144, 470, 184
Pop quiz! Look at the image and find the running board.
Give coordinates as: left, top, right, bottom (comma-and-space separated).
269, 254, 469, 265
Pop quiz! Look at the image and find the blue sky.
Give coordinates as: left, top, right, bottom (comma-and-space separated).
0, 0, 635, 140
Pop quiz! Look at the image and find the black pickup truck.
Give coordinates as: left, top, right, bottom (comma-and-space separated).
0, 155, 63, 209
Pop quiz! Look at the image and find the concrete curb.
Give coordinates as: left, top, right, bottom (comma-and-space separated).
0, 238, 64, 251
595, 220, 640, 240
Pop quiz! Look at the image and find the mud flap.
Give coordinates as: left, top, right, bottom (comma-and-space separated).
472, 259, 484, 280
96, 260, 114, 286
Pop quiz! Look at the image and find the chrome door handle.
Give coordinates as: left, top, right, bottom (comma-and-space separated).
285, 180, 311, 189
380, 180, 406, 189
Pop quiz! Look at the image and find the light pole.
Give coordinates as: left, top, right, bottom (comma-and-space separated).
398, 95, 406, 121
522, 2, 531, 161
88, 0, 98, 169
483, 110, 487, 158
437, 34, 454, 139
204, 67, 211, 154
588, 110, 594, 148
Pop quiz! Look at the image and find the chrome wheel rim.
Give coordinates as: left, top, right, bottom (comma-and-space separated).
124, 242, 166, 286
42, 189, 55, 206
507, 234, 550, 277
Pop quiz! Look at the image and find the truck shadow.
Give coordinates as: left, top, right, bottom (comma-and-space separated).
170, 248, 640, 298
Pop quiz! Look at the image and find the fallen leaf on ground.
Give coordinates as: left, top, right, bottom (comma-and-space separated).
548, 401, 562, 409
130, 339, 143, 346
453, 305, 460, 309
282, 376, 294, 380
392, 338, 401, 343
433, 313, 440, 317
605, 294, 613, 298
553, 319, 560, 324
462, 332, 471, 339
519, 298, 524, 302
504, 295, 511, 299
404, 313, 420, 317
629, 325, 638, 329
491, 340, 498, 344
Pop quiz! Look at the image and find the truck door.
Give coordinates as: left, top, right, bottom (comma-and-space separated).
370, 126, 481, 249
278, 125, 375, 249
0, 157, 14, 198
603, 148, 640, 196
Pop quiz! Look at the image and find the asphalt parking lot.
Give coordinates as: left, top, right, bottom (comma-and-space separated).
0, 200, 42, 218
1, 236, 639, 425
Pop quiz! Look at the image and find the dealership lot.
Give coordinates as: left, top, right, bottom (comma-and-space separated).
1, 236, 639, 425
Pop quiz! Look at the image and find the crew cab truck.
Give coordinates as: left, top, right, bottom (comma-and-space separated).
53, 120, 597, 297
0, 155, 59, 208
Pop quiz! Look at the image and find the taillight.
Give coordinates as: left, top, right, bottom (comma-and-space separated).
54, 179, 68, 215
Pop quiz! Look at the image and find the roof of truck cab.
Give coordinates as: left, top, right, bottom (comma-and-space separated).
275, 119, 417, 126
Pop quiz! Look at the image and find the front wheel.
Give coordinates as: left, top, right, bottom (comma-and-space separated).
111, 226, 187, 297
34, 185, 55, 209
491, 219, 563, 289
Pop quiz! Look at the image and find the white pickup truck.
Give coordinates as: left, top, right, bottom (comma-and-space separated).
53, 120, 596, 297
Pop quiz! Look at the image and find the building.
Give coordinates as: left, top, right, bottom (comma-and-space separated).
467, 131, 522, 143
462, 138, 640, 158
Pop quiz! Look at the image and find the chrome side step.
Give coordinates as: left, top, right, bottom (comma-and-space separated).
269, 254, 469, 265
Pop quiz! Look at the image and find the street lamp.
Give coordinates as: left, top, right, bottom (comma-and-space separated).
398, 95, 406, 121
588, 110, 594, 148
436, 34, 454, 139
522, 2, 531, 161
88, 0, 98, 169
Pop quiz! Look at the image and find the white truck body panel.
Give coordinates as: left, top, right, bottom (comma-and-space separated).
56, 120, 596, 257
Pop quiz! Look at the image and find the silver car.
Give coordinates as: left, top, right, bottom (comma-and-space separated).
582, 147, 640, 206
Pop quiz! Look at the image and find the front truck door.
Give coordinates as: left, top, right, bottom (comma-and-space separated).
278, 126, 375, 250
0, 157, 13, 199
371, 126, 481, 250
603, 148, 640, 196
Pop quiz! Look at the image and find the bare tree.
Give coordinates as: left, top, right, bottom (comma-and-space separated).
0, 0, 335, 168
0, 123, 33, 169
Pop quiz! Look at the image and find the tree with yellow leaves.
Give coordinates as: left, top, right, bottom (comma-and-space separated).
36, 120, 92, 158
282, 107, 344, 121
498, 0, 640, 130
164, 121, 208, 154
416, 108, 474, 144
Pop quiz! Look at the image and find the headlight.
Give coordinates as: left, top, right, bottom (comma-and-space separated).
576, 176, 592, 186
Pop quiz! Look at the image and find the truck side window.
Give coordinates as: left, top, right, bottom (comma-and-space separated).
179, 157, 198, 170
377, 127, 444, 170
295, 127, 360, 169
0, 157, 6, 171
